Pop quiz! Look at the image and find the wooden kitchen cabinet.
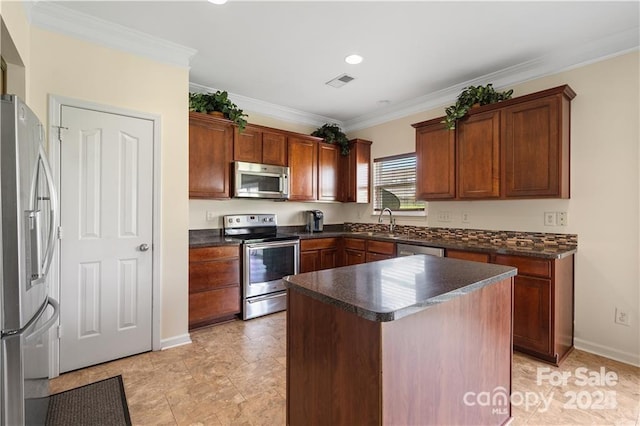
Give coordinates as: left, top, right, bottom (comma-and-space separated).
189, 245, 241, 329
189, 112, 234, 199
234, 125, 287, 166
412, 85, 574, 201
343, 238, 366, 266
300, 238, 340, 273
446, 249, 490, 263
318, 142, 340, 202
457, 110, 501, 199
365, 240, 396, 262
502, 86, 574, 198
493, 253, 574, 365
288, 136, 319, 201
414, 120, 456, 200
340, 138, 372, 203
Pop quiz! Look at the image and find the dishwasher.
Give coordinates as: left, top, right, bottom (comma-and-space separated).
396, 243, 445, 257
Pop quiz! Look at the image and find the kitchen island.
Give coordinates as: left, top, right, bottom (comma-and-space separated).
283, 255, 518, 426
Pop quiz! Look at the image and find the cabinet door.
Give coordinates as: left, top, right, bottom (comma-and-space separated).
318, 143, 340, 201
300, 250, 320, 273
234, 125, 263, 163
189, 113, 233, 199
340, 139, 371, 203
502, 95, 565, 198
262, 131, 287, 166
512, 276, 551, 354
365, 252, 394, 263
344, 249, 365, 266
320, 248, 338, 270
415, 122, 455, 200
457, 110, 500, 199
288, 137, 318, 201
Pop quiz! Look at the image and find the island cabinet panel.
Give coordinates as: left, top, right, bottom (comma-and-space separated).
300, 238, 340, 273
502, 92, 570, 198
457, 110, 501, 199
493, 253, 574, 365
287, 277, 513, 426
414, 120, 456, 200
188, 245, 241, 329
318, 143, 340, 201
288, 136, 318, 201
340, 138, 372, 203
446, 249, 490, 263
189, 113, 234, 199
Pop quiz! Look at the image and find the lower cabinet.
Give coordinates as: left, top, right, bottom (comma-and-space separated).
488, 253, 573, 365
342, 238, 396, 265
343, 238, 366, 266
300, 238, 340, 273
189, 245, 241, 329
445, 249, 490, 263
365, 240, 396, 262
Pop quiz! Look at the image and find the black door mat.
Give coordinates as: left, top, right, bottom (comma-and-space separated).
45, 375, 131, 426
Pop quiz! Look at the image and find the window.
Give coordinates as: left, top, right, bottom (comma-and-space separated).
373, 153, 425, 212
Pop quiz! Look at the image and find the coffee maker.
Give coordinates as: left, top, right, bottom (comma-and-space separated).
306, 210, 324, 232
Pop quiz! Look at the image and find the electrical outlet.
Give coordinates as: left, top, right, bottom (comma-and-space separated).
461, 212, 470, 223
557, 211, 567, 226
206, 211, 216, 222
615, 307, 631, 326
544, 212, 557, 226
437, 212, 451, 222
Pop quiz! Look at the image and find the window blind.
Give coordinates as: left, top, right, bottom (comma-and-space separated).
373, 153, 424, 211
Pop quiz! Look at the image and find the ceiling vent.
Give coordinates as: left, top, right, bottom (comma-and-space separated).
326, 73, 355, 88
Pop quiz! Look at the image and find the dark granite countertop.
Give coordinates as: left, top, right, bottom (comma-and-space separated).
284, 254, 517, 322
190, 228, 575, 259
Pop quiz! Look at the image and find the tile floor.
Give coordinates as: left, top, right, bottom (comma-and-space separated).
50, 312, 640, 425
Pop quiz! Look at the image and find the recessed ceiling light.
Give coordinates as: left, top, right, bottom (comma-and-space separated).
345, 54, 363, 65
208, 0, 228, 4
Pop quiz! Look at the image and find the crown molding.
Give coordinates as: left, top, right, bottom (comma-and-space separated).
343, 27, 639, 132
189, 82, 343, 129
27, 1, 197, 69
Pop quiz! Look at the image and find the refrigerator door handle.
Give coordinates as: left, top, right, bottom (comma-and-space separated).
38, 146, 59, 277
25, 297, 59, 343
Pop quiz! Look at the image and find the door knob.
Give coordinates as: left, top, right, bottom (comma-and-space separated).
139, 243, 150, 252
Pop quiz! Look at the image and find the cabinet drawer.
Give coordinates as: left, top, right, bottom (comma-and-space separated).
189, 245, 239, 262
344, 238, 366, 251
446, 249, 490, 263
493, 255, 551, 278
189, 286, 240, 328
366, 252, 394, 263
367, 240, 395, 255
189, 258, 240, 293
344, 249, 365, 265
301, 238, 339, 251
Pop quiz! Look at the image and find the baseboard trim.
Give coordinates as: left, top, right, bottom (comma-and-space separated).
574, 338, 640, 367
160, 333, 192, 351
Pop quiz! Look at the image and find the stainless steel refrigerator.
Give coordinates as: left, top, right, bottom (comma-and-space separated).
1, 95, 59, 425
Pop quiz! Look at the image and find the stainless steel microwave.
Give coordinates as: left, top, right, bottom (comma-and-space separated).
233, 161, 290, 199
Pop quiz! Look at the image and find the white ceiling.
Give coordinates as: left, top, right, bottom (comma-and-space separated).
35, 1, 639, 129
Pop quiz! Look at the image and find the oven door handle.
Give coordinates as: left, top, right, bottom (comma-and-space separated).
245, 240, 300, 250
247, 292, 287, 303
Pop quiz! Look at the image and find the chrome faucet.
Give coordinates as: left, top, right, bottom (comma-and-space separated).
378, 208, 396, 233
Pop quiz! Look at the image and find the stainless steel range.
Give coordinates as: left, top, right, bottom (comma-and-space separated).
223, 214, 299, 320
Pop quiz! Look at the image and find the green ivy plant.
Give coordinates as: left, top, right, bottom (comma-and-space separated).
311, 123, 350, 155
442, 84, 514, 130
189, 91, 248, 132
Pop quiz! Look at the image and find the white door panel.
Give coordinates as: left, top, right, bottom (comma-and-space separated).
59, 106, 153, 373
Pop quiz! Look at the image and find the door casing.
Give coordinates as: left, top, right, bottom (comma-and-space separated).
47, 95, 162, 378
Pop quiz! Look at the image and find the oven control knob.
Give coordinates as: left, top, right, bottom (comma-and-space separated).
235, 218, 240, 223
228, 218, 233, 224
269, 218, 274, 222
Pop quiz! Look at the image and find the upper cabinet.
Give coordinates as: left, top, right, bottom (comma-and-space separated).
340, 139, 372, 203
234, 124, 287, 166
288, 136, 319, 201
189, 112, 234, 199
318, 142, 340, 202
413, 85, 575, 201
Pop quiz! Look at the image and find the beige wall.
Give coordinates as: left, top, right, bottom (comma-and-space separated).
348, 52, 640, 365
25, 27, 190, 343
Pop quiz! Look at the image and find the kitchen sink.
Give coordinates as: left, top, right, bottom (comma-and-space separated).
349, 231, 402, 239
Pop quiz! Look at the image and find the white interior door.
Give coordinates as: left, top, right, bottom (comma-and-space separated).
59, 106, 154, 373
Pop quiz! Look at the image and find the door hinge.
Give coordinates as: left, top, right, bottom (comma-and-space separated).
57, 325, 63, 339
52, 125, 68, 141
57, 226, 63, 239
